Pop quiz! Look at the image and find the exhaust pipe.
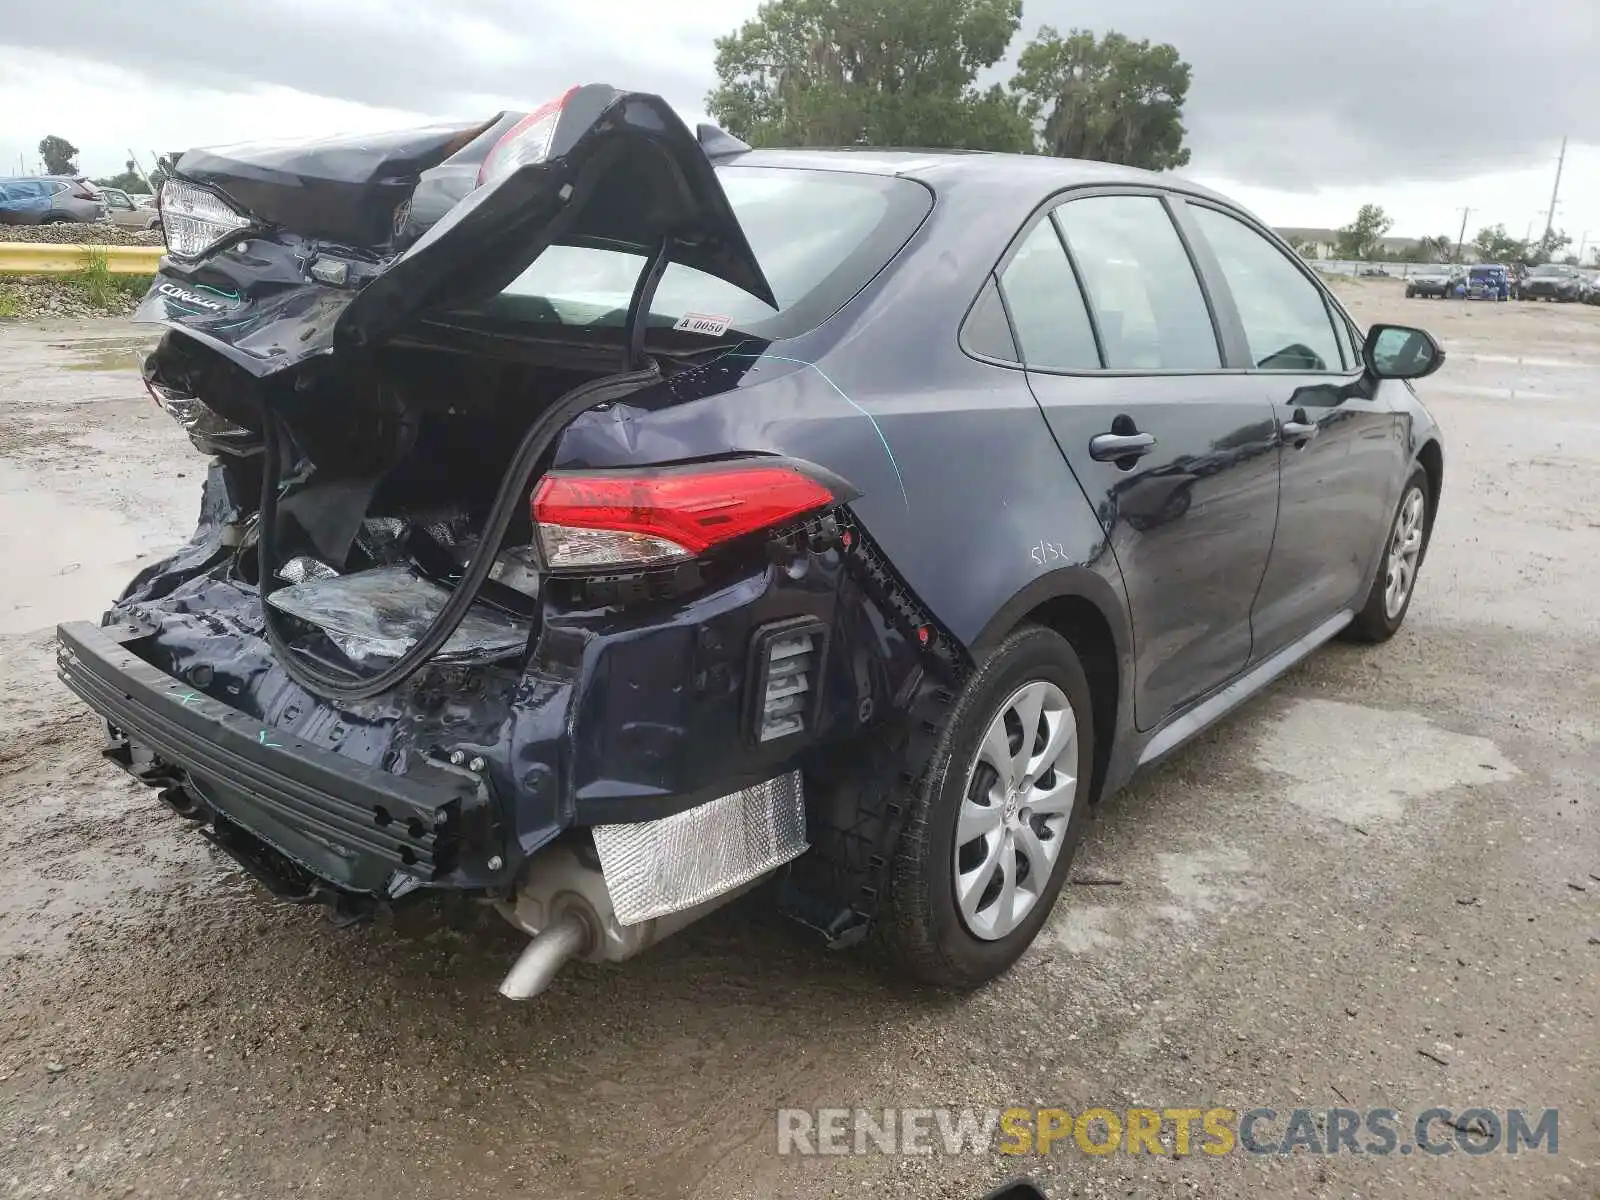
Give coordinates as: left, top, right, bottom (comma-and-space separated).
498, 912, 591, 1000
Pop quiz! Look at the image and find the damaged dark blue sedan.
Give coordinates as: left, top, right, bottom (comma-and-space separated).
56, 85, 1446, 998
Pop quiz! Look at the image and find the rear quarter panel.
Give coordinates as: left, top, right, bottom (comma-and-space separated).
553, 176, 1130, 659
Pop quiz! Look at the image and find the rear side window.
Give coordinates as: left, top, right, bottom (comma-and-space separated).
1054, 195, 1220, 370
483, 166, 933, 341
996, 220, 1100, 371
1188, 205, 1344, 372
962, 276, 1018, 362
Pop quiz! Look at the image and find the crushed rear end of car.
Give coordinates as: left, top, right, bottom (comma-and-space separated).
57, 86, 950, 997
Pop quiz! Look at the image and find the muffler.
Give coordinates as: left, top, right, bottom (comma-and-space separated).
498, 912, 591, 1000
495, 774, 808, 999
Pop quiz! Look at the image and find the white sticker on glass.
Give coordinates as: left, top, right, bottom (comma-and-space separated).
673, 312, 733, 336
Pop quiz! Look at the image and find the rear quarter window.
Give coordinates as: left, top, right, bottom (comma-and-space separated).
476, 166, 933, 341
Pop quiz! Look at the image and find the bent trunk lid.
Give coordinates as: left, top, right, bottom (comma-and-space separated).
139, 85, 774, 375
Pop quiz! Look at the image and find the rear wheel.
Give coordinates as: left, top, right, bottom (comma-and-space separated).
1346, 468, 1429, 642
881, 625, 1094, 989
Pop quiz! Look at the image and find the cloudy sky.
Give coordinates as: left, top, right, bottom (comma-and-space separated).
3, 0, 1597, 249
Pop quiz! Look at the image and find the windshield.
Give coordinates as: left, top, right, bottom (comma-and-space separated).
1528, 264, 1566, 277
469, 165, 933, 340
1469, 266, 1501, 278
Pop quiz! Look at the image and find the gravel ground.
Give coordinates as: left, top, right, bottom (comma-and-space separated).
0, 225, 163, 246
0, 283, 1596, 1200
0, 277, 148, 320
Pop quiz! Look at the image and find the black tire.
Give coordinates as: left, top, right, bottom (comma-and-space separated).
1346, 467, 1430, 643
880, 624, 1095, 989
39, 214, 69, 225
1405, 288, 1415, 299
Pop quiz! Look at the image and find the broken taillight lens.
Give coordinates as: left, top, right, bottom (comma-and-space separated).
477, 87, 579, 188
532, 461, 837, 572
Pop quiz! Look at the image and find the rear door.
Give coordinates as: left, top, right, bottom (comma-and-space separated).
0, 181, 52, 224
999, 190, 1280, 730
1179, 200, 1400, 656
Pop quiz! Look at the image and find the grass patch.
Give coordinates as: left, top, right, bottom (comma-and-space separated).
69, 253, 153, 312
0, 288, 18, 319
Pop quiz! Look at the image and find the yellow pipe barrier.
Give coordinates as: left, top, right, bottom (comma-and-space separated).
0, 243, 164, 276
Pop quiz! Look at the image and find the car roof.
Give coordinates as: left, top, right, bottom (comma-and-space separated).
722, 147, 1236, 207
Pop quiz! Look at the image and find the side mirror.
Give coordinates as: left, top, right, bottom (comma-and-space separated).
1363, 324, 1444, 381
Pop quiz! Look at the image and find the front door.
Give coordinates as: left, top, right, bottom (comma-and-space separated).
1180, 202, 1401, 655
995, 191, 1280, 729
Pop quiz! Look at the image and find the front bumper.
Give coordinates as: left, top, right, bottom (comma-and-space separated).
57, 618, 494, 899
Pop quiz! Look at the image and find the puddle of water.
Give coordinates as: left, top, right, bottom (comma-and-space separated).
0, 462, 155, 634
1252, 698, 1518, 825
65, 348, 147, 373
1457, 353, 1597, 369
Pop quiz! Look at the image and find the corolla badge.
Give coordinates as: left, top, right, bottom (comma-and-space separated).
156, 281, 239, 312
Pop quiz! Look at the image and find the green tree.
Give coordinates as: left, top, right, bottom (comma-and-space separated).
1334, 204, 1393, 260
1473, 223, 1523, 263
1419, 234, 1455, 263
1010, 27, 1192, 169
94, 159, 150, 194
706, 0, 1030, 151
1527, 228, 1571, 266
38, 134, 80, 176
1284, 236, 1318, 260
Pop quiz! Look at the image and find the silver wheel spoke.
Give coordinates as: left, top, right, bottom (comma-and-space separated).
1026, 709, 1074, 787
1008, 685, 1047, 785
958, 830, 1007, 924
977, 715, 1013, 784
957, 798, 1003, 844
1014, 822, 1055, 887
1028, 773, 1076, 816
993, 845, 1019, 935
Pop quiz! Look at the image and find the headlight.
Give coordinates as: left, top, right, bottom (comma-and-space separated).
159, 179, 251, 259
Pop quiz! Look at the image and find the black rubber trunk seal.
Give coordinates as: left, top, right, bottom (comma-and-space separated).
256, 363, 662, 701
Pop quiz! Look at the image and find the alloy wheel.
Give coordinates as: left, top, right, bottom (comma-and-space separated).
952, 680, 1078, 941
1384, 486, 1426, 619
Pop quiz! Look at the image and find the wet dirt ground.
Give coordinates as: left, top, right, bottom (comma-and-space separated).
1, 285, 1597, 1199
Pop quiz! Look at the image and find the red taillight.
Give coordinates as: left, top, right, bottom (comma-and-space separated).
477, 87, 580, 187
532, 461, 837, 571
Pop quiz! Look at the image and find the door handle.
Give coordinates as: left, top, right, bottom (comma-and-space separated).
1281, 409, 1319, 442
1089, 432, 1157, 462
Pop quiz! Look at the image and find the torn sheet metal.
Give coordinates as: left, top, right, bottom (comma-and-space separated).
265, 564, 530, 666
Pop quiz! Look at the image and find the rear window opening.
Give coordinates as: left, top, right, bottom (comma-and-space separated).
456, 165, 932, 343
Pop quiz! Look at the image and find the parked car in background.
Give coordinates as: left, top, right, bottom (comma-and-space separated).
0, 175, 109, 224
1465, 264, 1510, 301
56, 86, 1447, 1000
1405, 266, 1463, 299
100, 186, 162, 230
1520, 263, 1583, 302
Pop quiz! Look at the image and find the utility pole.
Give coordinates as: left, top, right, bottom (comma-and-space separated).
1576, 230, 1590, 264
1454, 206, 1472, 262
1540, 135, 1567, 251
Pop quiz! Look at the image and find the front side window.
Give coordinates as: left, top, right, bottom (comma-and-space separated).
1053, 195, 1220, 370
1188, 205, 1344, 372
996, 220, 1100, 371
